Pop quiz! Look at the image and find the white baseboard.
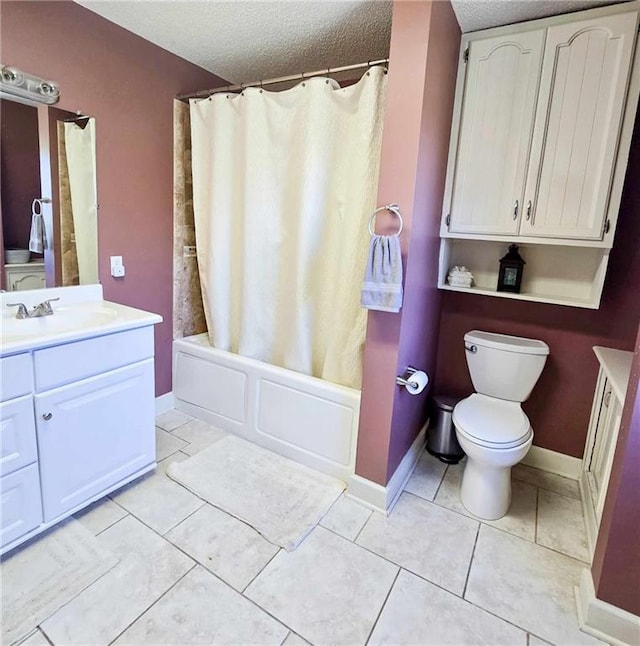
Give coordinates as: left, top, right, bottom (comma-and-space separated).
347, 422, 427, 515
575, 568, 640, 646
155, 391, 175, 415
522, 445, 582, 480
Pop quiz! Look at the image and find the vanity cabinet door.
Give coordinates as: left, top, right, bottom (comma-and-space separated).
448, 30, 545, 235
521, 12, 638, 240
35, 359, 155, 522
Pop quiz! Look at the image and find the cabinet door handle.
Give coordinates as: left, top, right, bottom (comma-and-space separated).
42, 412, 53, 421
513, 200, 519, 220
526, 200, 532, 221
604, 391, 612, 408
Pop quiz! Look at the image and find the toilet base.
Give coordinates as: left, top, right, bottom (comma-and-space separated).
460, 459, 512, 520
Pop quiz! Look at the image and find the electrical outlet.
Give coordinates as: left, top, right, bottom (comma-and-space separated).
110, 255, 125, 278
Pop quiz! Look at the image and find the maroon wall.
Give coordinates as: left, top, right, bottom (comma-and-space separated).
1, 1, 226, 395
592, 323, 640, 615
0, 99, 41, 250
356, 0, 460, 485
434, 111, 640, 458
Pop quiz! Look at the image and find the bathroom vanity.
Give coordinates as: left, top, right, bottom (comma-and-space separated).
0, 285, 162, 554
580, 346, 633, 558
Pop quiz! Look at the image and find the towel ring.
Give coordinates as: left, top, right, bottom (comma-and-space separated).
368, 204, 404, 237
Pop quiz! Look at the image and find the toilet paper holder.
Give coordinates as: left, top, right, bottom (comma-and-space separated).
396, 366, 418, 389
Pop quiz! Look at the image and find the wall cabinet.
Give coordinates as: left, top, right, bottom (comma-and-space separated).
0, 327, 157, 554
439, 3, 640, 308
580, 346, 633, 559
4, 262, 46, 291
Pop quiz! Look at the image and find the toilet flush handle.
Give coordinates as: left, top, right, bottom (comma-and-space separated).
465, 344, 477, 353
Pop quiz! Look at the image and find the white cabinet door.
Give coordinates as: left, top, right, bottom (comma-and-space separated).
522, 12, 638, 240
35, 360, 155, 522
448, 30, 545, 235
1, 463, 43, 548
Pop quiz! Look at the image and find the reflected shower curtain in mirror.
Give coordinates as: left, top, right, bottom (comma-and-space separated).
190, 68, 386, 389
64, 118, 98, 285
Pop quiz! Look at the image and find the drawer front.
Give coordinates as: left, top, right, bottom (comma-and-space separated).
1, 463, 43, 548
1, 395, 37, 477
34, 326, 154, 392
0, 353, 33, 402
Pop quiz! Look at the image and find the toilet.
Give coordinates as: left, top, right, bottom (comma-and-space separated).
452, 330, 549, 520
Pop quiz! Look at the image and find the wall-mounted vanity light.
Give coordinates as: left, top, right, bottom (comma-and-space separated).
0, 65, 60, 106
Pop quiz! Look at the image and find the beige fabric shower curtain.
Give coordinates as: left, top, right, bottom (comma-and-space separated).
190, 68, 386, 389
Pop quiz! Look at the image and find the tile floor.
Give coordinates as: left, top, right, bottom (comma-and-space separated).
6, 409, 598, 646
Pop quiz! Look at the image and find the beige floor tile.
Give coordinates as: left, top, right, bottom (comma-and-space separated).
529, 635, 554, 646
156, 451, 190, 475
113, 566, 287, 646
435, 463, 538, 541
165, 504, 279, 591
369, 569, 527, 646
245, 526, 398, 646
356, 493, 478, 596
282, 631, 310, 646
404, 450, 448, 501
172, 418, 227, 455
537, 489, 589, 562
465, 525, 604, 646
155, 409, 193, 432
16, 629, 50, 645
110, 469, 204, 535
41, 516, 194, 646
319, 494, 372, 541
155, 427, 188, 462
73, 497, 128, 535
512, 464, 580, 499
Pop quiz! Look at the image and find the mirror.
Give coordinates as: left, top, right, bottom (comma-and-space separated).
0, 98, 98, 291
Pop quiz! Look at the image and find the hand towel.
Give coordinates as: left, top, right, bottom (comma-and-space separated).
29, 211, 47, 254
361, 234, 403, 312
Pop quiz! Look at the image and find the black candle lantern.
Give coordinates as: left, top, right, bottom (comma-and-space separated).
497, 244, 525, 293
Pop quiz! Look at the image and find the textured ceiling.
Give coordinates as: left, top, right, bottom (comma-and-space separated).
75, 0, 629, 86
75, 1, 393, 84
451, 0, 629, 32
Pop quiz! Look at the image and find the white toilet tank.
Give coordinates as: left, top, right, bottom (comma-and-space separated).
464, 330, 549, 402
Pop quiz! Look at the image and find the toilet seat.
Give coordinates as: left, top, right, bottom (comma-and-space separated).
453, 394, 532, 449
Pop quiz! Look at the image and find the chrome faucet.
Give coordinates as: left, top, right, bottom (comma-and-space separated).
7, 298, 60, 319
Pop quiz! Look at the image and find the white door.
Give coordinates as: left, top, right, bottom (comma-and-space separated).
522, 12, 639, 240
35, 360, 156, 522
448, 30, 545, 235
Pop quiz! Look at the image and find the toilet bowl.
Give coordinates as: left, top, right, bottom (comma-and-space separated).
452, 331, 549, 520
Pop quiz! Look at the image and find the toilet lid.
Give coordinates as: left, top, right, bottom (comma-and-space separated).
453, 394, 531, 447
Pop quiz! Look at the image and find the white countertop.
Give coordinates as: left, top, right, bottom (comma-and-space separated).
1, 284, 162, 356
593, 346, 634, 403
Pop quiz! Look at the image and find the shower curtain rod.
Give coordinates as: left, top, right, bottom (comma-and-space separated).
177, 58, 389, 101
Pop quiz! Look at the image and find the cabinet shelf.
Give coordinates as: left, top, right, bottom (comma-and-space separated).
438, 238, 608, 309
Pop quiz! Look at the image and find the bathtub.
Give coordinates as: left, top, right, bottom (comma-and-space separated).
172, 334, 361, 481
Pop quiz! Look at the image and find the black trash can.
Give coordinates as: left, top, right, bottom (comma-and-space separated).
426, 395, 465, 464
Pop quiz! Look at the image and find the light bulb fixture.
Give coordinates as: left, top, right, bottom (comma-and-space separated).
0, 64, 60, 106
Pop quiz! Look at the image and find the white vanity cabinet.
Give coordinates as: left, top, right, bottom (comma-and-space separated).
0, 324, 158, 554
580, 346, 633, 558
439, 3, 640, 308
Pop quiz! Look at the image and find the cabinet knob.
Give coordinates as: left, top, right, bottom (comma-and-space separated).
513, 200, 519, 220
42, 412, 53, 421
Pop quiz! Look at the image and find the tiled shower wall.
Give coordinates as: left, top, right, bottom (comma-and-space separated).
173, 100, 206, 340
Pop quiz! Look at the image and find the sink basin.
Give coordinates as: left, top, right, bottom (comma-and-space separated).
2, 305, 119, 341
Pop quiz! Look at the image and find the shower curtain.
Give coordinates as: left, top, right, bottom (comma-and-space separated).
190, 67, 386, 389
64, 119, 98, 285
